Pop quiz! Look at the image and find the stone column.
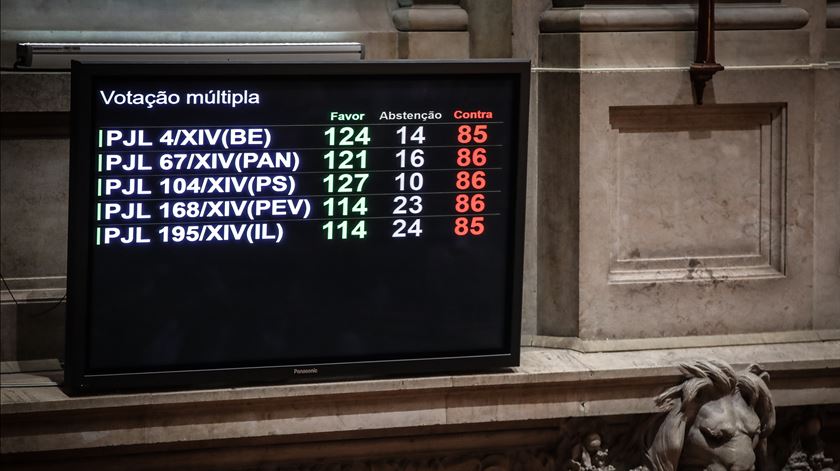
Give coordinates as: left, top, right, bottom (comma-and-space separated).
815, 0, 840, 328
391, 0, 469, 58
533, 0, 839, 340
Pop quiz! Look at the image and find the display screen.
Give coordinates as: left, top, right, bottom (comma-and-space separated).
66, 61, 528, 392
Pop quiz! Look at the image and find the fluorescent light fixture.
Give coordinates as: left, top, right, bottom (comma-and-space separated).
16, 43, 364, 69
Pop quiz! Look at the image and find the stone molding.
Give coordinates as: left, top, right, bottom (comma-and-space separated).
0, 275, 65, 303
524, 329, 840, 352
539, 4, 810, 32
391, 1, 468, 32
829, 3, 840, 28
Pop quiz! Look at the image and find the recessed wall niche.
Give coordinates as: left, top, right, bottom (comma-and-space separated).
607, 104, 786, 284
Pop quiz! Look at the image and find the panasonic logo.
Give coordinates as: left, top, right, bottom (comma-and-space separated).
293, 368, 318, 375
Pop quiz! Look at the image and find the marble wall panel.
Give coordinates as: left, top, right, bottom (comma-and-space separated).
536, 64, 820, 339
0, 302, 65, 361
813, 68, 840, 329
575, 70, 814, 339
536, 72, 580, 337
607, 104, 786, 284
616, 129, 761, 259
0, 140, 69, 280
397, 32, 469, 59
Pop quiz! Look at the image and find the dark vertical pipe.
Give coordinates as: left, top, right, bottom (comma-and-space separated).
690, 0, 723, 105
696, 0, 711, 63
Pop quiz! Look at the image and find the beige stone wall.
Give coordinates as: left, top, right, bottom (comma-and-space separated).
534, 0, 840, 339
0, 0, 838, 356
1, 2, 839, 468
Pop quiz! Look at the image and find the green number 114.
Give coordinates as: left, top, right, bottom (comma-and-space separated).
322, 220, 367, 240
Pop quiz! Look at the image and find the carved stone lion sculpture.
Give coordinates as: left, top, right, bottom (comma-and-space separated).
638, 360, 776, 471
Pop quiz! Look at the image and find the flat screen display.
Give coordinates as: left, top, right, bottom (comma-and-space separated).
66, 61, 528, 392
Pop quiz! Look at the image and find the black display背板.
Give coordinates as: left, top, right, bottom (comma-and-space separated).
66, 61, 529, 392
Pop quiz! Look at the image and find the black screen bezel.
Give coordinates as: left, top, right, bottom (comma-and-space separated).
66, 60, 529, 393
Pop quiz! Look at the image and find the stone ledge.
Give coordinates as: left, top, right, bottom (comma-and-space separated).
525, 329, 840, 352
2, 340, 838, 456
0, 276, 65, 303
539, 4, 810, 33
